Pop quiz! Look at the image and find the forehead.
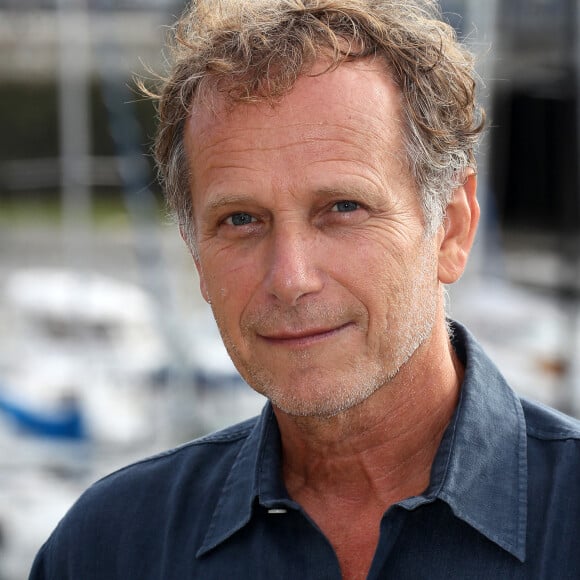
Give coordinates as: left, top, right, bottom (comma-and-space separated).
185, 59, 404, 157
182, 60, 417, 218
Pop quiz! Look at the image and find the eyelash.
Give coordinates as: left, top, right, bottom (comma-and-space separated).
224, 212, 256, 226
221, 200, 362, 229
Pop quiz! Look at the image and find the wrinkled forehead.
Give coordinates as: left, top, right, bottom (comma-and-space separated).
185, 57, 404, 148
182, 59, 416, 219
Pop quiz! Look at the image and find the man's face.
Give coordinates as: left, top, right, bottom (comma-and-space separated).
185, 60, 443, 418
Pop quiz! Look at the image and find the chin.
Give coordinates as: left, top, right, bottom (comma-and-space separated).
265, 375, 386, 419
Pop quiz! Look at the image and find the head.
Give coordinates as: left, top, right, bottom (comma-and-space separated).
150, 0, 484, 418
153, 0, 484, 251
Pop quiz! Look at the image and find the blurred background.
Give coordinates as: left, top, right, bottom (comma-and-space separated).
0, 0, 579, 578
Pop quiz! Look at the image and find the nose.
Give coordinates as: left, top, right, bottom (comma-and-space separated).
264, 226, 324, 306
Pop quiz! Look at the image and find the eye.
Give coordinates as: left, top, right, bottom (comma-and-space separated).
332, 201, 360, 213
225, 212, 256, 226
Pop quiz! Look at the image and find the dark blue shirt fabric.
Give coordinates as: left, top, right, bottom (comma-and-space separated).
30, 322, 580, 579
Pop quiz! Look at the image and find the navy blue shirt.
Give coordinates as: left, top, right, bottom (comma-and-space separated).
30, 323, 580, 579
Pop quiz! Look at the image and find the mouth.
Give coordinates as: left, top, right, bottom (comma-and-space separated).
258, 322, 353, 347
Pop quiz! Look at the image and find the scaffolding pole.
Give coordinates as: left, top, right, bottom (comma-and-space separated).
57, 0, 92, 266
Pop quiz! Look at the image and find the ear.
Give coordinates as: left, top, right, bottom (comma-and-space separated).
180, 225, 211, 304
437, 171, 479, 284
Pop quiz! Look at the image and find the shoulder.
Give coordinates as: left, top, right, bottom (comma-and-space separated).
520, 398, 580, 562
521, 397, 580, 499
82, 415, 258, 508
521, 397, 580, 441
106, 415, 257, 473
32, 416, 260, 575
521, 397, 580, 471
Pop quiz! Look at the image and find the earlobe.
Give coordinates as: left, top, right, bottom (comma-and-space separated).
437, 171, 479, 284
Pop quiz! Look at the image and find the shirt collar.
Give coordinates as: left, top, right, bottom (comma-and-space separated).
198, 321, 528, 562
409, 321, 528, 562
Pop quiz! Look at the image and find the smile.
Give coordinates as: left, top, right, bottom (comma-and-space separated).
258, 323, 353, 347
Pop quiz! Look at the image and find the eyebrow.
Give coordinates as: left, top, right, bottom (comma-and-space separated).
312, 183, 384, 205
201, 193, 257, 217
200, 182, 385, 218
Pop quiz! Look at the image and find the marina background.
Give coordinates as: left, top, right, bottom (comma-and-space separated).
1, 1, 579, 578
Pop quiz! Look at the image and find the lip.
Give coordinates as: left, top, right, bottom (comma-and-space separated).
258, 322, 353, 347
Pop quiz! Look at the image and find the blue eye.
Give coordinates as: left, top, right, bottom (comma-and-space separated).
227, 213, 255, 226
333, 201, 359, 212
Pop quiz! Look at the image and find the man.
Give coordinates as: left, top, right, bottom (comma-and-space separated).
30, 1, 580, 578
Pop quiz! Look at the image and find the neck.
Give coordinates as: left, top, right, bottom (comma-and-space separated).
274, 318, 463, 507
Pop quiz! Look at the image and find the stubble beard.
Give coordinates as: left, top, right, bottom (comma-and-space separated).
212, 243, 439, 419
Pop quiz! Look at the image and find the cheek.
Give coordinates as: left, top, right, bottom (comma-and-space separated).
201, 256, 262, 327
345, 238, 435, 314
201, 248, 254, 295
342, 239, 408, 295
